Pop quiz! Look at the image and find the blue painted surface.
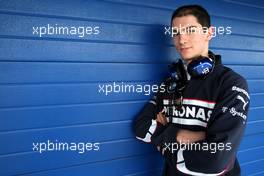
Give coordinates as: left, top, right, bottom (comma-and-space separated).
0, 0, 263, 175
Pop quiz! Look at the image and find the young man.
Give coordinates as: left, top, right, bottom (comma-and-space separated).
134, 5, 250, 176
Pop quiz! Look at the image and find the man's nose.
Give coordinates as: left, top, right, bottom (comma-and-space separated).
179, 34, 188, 45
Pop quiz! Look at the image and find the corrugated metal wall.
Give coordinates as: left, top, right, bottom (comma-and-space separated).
0, 0, 263, 175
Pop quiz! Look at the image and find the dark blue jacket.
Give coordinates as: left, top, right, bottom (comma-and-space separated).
134, 53, 250, 176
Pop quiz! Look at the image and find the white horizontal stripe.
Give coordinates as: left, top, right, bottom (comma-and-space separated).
136, 132, 151, 143
169, 117, 207, 127
177, 149, 226, 176
183, 99, 215, 109
163, 99, 215, 109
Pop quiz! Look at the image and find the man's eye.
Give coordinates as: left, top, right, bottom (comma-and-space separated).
187, 28, 196, 34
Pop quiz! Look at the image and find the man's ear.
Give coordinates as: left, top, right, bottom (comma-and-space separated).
206, 26, 215, 41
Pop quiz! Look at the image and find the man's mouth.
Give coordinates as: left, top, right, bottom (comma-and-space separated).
180, 47, 192, 52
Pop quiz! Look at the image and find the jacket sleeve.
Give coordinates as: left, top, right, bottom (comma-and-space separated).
174, 77, 250, 175
134, 92, 166, 144
134, 80, 180, 147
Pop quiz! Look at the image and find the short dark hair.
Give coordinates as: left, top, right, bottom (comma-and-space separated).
171, 5, 211, 28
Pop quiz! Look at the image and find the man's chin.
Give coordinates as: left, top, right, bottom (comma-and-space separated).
181, 56, 194, 63
181, 55, 200, 63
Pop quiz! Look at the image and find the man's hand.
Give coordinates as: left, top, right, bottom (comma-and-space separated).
156, 111, 167, 125
176, 129, 205, 144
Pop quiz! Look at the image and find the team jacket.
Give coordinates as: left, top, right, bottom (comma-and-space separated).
134, 54, 250, 176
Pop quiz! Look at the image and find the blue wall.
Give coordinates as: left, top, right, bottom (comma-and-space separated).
0, 0, 263, 175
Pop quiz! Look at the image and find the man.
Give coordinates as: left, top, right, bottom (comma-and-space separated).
134, 5, 250, 176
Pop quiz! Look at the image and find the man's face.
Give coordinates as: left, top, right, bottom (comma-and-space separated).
172, 15, 213, 63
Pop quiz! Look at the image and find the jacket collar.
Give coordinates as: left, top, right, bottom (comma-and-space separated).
209, 50, 221, 65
